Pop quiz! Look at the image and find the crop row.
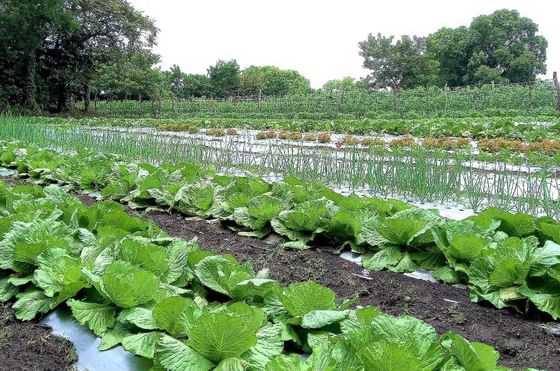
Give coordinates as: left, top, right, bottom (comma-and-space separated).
2, 118, 560, 219
250, 130, 560, 157
25, 115, 560, 141
0, 179, 512, 370
1, 140, 560, 322
5, 116, 560, 169
76, 82, 558, 120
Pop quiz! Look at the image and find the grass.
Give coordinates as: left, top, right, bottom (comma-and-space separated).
446, 304, 466, 325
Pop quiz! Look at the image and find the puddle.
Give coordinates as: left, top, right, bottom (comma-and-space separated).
341, 252, 441, 284
340, 251, 363, 264
42, 309, 152, 371
403, 269, 438, 283
0, 168, 16, 177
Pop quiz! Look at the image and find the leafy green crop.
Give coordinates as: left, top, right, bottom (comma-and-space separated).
0, 180, 516, 370
1, 139, 560, 319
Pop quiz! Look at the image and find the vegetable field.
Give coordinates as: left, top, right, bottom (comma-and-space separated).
0, 118, 559, 368
0, 171, 513, 370
1, 108, 560, 370
3, 1, 560, 369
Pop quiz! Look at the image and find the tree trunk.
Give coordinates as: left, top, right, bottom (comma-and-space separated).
21, 50, 37, 110
554, 71, 560, 113
391, 89, 399, 112
56, 83, 69, 113
83, 84, 91, 113
444, 84, 449, 112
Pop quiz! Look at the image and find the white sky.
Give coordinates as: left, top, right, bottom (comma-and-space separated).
129, 0, 560, 88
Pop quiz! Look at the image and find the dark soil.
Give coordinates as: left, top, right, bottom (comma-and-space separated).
141, 210, 560, 370
0, 302, 76, 371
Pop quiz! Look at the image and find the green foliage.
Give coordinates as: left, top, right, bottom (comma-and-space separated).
208, 59, 241, 98
0, 165, 525, 369
466, 9, 547, 84
93, 50, 165, 100
322, 77, 362, 93
240, 66, 311, 97
361, 9, 548, 90
0, 0, 158, 111
359, 34, 440, 90
3, 138, 560, 321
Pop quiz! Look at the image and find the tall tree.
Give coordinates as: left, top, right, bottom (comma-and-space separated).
93, 50, 163, 101
44, 0, 158, 112
358, 33, 439, 91
165, 65, 185, 97
0, 0, 158, 112
465, 9, 547, 84
426, 9, 548, 86
207, 59, 240, 97
0, 0, 75, 109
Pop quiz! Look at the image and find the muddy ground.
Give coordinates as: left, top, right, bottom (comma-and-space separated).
0, 302, 76, 371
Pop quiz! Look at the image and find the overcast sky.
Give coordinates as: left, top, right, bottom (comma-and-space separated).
129, 0, 559, 88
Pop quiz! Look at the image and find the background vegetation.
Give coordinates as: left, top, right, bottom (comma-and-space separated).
0, 2, 557, 115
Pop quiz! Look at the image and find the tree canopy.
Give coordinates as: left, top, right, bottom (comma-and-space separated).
322, 77, 362, 93
0, 5, 550, 110
0, 0, 158, 112
207, 59, 241, 98
359, 34, 439, 91
360, 9, 548, 90
240, 66, 311, 97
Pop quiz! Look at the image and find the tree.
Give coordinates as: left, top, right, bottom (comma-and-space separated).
239, 66, 311, 97
426, 27, 470, 87
322, 77, 362, 93
0, 0, 158, 112
361, 10, 548, 89
166, 65, 185, 97
93, 50, 163, 101
358, 33, 439, 91
183, 74, 213, 98
45, 0, 158, 112
207, 59, 240, 97
0, 0, 75, 109
426, 9, 548, 86
465, 9, 547, 84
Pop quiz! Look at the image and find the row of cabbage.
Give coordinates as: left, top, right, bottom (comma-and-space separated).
0, 181, 510, 370
1, 140, 560, 320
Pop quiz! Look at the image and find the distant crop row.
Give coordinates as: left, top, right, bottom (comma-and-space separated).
75, 82, 558, 120
37, 115, 560, 141
1, 117, 559, 217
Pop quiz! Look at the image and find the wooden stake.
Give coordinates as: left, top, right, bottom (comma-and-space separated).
554, 71, 560, 112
